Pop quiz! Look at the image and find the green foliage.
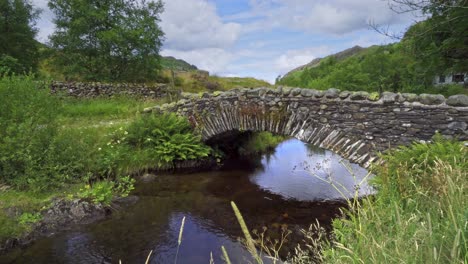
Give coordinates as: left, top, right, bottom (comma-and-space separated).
0, 55, 22, 75
18, 212, 41, 225
124, 114, 211, 167
77, 176, 134, 205
400, 1, 468, 74
372, 134, 467, 199
318, 136, 467, 264
0, 76, 62, 190
171, 70, 271, 93
78, 181, 114, 205
0, 0, 40, 74
278, 43, 466, 96
415, 83, 468, 97
114, 175, 135, 198
48, 0, 164, 82
161, 56, 198, 71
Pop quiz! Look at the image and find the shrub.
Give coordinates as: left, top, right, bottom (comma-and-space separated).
124, 113, 211, 167
0, 76, 61, 190
114, 175, 135, 198
78, 181, 114, 205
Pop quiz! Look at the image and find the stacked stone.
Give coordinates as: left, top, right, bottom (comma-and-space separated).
50, 81, 171, 98
144, 87, 468, 168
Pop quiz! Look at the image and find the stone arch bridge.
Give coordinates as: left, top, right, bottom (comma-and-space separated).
145, 87, 468, 168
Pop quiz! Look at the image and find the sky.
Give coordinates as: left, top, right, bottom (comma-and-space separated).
31, 0, 418, 83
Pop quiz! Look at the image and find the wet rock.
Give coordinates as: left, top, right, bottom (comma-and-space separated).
446, 94, 468, 107
140, 173, 158, 182
0, 198, 113, 254
41, 198, 107, 228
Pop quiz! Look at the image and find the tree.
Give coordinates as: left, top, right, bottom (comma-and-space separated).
387, 0, 468, 74
48, 0, 165, 82
0, 0, 40, 74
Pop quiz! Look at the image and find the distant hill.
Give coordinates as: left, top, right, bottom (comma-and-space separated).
277, 43, 466, 96
282, 45, 368, 79
160, 56, 198, 71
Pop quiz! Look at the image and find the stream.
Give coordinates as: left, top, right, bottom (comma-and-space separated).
0, 139, 372, 264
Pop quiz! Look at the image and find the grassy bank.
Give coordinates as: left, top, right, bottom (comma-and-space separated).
0, 76, 211, 243
288, 136, 467, 264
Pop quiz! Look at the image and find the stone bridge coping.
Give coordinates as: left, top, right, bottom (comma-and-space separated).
145, 87, 468, 112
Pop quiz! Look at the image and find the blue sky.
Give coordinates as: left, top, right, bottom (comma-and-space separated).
32, 0, 417, 83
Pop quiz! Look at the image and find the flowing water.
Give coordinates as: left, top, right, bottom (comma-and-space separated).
1, 139, 371, 264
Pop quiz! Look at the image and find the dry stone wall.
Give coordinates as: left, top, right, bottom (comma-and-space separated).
145, 87, 468, 168
50, 81, 171, 98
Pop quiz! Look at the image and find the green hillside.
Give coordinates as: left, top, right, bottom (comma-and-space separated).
278, 36, 467, 96
160, 56, 198, 71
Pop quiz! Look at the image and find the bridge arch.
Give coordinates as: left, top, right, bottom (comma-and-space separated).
145, 87, 468, 168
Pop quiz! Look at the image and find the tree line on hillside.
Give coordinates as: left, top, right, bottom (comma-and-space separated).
1, 0, 164, 82
278, 0, 467, 95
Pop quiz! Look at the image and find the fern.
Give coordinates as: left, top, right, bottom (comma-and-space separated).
125, 113, 211, 167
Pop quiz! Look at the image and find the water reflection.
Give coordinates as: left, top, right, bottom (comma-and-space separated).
250, 139, 372, 201
0, 139, 371, 264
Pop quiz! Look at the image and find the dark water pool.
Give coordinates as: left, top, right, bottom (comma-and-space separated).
0, 139, 371, 264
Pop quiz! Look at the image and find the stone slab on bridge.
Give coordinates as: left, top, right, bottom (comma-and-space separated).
144, 87, 468, 168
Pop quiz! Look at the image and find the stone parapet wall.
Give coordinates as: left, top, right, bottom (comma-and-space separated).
145, 87, 468, 167
50, 81, 172, 98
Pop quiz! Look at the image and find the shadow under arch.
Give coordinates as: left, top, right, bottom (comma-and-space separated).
190, 103, 377, 168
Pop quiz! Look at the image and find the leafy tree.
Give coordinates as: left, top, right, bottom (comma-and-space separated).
48, 0, 165, 82
389, 0, 468, 73
0, 0, 40, 74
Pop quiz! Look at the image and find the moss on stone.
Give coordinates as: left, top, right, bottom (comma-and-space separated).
369, 92, 380, 101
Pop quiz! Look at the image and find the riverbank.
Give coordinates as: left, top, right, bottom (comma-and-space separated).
288, 136, 467, 264
0, 76, 209, 252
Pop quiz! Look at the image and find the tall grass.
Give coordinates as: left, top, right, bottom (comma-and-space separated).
313, 136, 467, 264
174, 216, 186, 264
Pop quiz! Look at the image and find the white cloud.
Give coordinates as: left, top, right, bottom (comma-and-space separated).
229, 0, 413, 35
161, 48, 234, 74
161, 0, 242, 50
